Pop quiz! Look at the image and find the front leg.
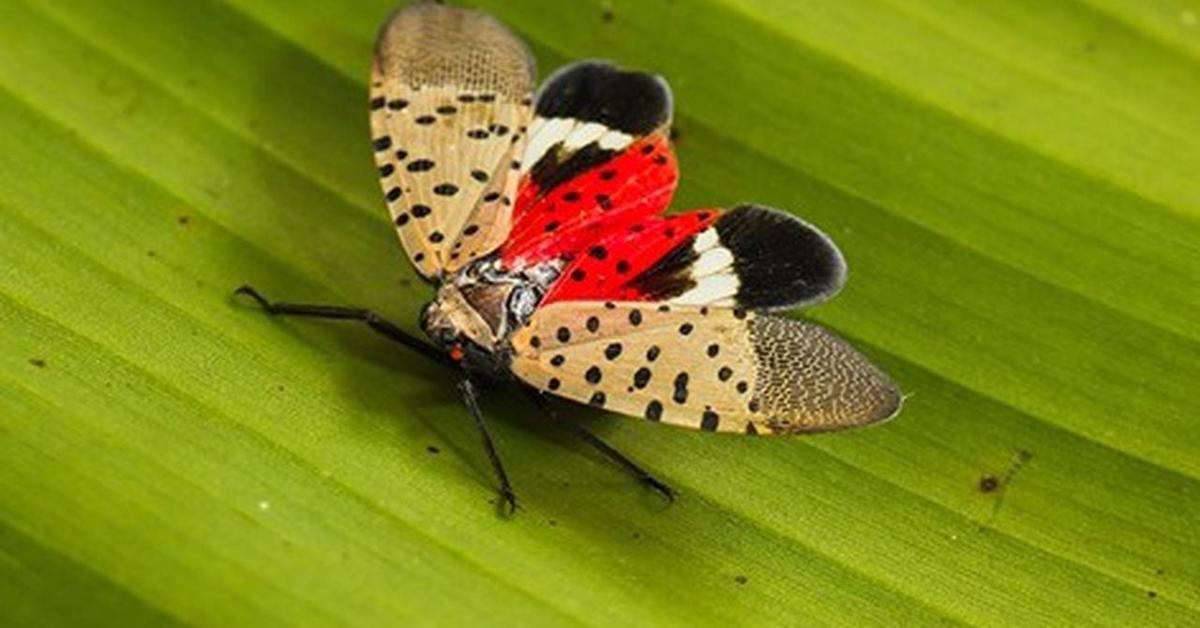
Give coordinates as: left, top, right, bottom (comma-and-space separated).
237, 285, 519, 515
233, 285, 452, 367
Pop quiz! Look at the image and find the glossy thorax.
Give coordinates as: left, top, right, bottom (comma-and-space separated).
419, 255, 563, 369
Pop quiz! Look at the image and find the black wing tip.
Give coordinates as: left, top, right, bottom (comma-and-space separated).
717, 204, 847, 311
535, 60, 673, 134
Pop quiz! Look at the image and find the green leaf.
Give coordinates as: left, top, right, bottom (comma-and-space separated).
1, 0, 1197, 625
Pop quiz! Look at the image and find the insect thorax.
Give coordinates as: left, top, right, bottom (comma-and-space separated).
419, 255, 562, 357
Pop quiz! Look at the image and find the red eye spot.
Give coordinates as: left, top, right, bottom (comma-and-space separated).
450, 345, 465, 362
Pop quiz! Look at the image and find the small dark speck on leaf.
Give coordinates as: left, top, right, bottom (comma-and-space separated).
1148, 590, 1158, 599
29, 358, 46, 368
426, 445, 440, 455
177, 215, 191, 226
548, 519, 557, 527
632, 532, 640, 539
601, 6, 614, 22
980, 449, 1035, 524
1155, 568, 1165, 576
146, 250, 157, 258
981, 449, 1033, 495
734, 575, 748, 585
275, 385, 284, 392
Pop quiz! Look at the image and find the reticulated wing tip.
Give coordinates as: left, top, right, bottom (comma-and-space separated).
748, 315, 902, 433
375, 2, 535, 98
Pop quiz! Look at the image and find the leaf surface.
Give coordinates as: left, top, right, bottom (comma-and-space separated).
1, 1, 1197, 625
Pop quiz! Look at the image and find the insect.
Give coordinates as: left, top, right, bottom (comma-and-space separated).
237, 1, 901, 513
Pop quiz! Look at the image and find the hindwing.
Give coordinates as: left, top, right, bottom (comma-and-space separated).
500, 62, 679, 268
541, 204, 846, 309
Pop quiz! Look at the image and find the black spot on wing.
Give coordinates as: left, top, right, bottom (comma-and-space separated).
633, 367, 652, 389
715, 204, 847, 310
672, 372, 689, 404
535, 61, 672, 135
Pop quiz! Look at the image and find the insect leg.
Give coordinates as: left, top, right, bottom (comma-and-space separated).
523, 388, 677, 502
234, 285, 452, 367
459, 379, 519, 516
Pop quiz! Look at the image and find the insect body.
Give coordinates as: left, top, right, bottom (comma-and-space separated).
418, 254, 560, 378
239, 1, 900, 512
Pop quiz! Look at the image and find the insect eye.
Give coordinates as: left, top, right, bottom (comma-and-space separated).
507, 286, 538, 319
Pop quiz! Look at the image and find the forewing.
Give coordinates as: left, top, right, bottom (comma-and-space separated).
542, 204, 846, 310
509, 302, 901, 434
500, 62, 678, 268
371, 3, 535, 277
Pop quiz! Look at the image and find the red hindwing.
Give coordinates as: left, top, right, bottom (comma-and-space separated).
500, 135, 677, 268
541, 210, 718, 303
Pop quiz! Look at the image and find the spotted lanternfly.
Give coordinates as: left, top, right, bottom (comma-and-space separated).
237, 1, 901, 513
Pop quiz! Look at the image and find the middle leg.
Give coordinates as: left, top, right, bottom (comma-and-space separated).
460, 379, 519, 516
523, 388, 676, 502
